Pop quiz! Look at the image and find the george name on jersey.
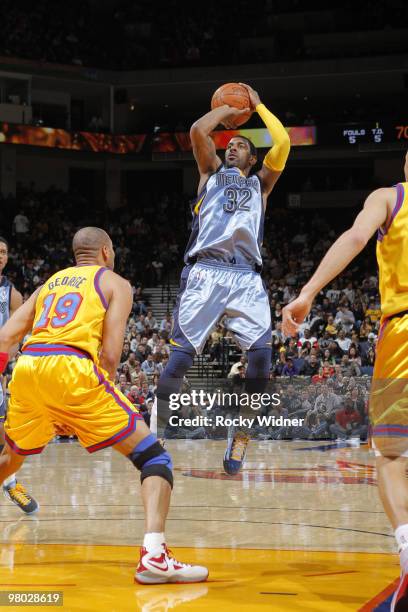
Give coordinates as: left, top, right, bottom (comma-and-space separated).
48, 276, 87, 290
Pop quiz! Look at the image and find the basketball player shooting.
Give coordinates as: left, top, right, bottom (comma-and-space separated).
0, 228, 208, 585
151, 83, 290, 473
0, 237, 38, 514
282, 153, 408, 612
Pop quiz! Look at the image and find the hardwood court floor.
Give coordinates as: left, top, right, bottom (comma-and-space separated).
0, 440, 400, 611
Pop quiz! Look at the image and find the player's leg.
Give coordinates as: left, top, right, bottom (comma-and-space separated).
224, 270, 272, 474
1, 368, 42, 515
152, 349, 195, 436
114, 422, 208, 584
70, 359, 208, 584
369, 318, 408, 611
153, 262, 227, 437
376, 455, 408, 611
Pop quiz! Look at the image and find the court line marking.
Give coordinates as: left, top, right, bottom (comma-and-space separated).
0, 517, 394, 538
303, 570, 359, 577
0, 583, 76, 587
358, 578, 399, 611
3, 504, 384, 514
259, 592, 298, 596
0, 542, 398, 556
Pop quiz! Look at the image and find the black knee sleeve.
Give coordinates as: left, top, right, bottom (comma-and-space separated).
128, 437, 173, 489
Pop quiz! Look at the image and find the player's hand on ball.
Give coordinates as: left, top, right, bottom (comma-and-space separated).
282, 294, 313, 336
238, 83, 261, 109
221, 106, 251, 129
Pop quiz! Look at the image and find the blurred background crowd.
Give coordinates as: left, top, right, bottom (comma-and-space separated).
0, 183, 378, 442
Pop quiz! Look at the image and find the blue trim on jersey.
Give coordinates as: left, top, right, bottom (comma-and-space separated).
22, 343, 91, 359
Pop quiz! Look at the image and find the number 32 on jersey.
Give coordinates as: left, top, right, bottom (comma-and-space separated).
223, 187, 251, 213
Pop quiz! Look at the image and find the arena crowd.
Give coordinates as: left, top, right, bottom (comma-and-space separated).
0, 185, 377, 441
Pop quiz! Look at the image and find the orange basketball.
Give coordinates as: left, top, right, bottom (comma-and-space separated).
211, 83, 253, 127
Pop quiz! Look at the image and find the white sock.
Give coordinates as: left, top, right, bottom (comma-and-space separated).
143, 532, 165, 553
3, 474, 16, 487
401, 547, 408, 574
150, 397, 157, 435
396, 524, 408, 552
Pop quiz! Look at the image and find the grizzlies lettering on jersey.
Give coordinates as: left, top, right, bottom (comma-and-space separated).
185, 166, 264, 267
0, 277, 12, 328
24, 265, 108, 362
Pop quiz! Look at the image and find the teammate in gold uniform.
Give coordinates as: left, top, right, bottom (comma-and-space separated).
282, 153, 408, 611
0, 227, 208, 584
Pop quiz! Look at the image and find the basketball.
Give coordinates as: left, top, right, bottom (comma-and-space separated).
211, 83, 253, 127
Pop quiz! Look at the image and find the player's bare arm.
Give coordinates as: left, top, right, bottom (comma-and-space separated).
98, 270, 133, 380
0, 288, 40, 354
282, 187, 395, 336
190, 105, 250, 191
9, 287, 23, 315
8, 286, 23, 359
239, 83, 291, 198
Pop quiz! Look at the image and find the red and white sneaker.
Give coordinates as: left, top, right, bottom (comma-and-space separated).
135, 544, 209, 585
391, 572, 408, 611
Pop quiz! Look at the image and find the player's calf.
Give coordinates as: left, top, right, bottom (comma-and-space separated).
0, 443, 39, 514
127, 433, 208, 584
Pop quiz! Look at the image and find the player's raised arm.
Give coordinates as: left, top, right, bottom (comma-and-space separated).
190, 106, 249, 186
282, 187, 394, 336
0, 288, 40, 363
239, 83, 290, 197
98, 271, 133, 380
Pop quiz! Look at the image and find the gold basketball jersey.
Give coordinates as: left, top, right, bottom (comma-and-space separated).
377, 182, 408, 318
24, 265, 108, 361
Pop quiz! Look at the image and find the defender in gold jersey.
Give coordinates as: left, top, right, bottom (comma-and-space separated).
0, 227, 208, 585
282, 153, 408, 611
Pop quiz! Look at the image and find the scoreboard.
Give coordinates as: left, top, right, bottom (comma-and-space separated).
321, 122, 408, 146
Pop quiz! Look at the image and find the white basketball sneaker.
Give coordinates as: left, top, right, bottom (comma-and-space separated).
135, 544, 209, 584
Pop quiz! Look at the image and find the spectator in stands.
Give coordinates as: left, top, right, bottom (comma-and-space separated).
273, 351, 287, 376
281, 357, 299, 377
313, 383, 341, 418
131, 360, 148, 387
118, 374, 130, 397
348, 345, 362, 368
135, 314, 147, 333
359, 315, 374, 339
335, 305, 355, 334
365, 296, 381, 324
330, 398, 363, 440
13, 209, 30, 238
340, 354, 361, 377
208, 324, 224, 363
145, 309, 158, 330
155, 337, 170, 357
228, 355, 247, 378
134, 342, 147, 363
120, 341, 131, 363
141, 353, 156, 376
152, 258, 164, 282
147, 331, 160, 352
120, 363, 132, 383
300, 353, 320, 376
160, 313, 172, 334
325, 315, 338, 337
336, 329, 352, 353
361, 347, 375, 374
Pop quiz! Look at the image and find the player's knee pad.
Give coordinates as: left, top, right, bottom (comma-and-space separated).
128, 433, 173, 489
